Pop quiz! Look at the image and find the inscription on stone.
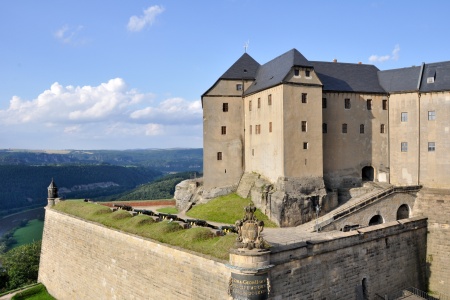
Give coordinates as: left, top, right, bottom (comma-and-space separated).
230, 273, 268, 300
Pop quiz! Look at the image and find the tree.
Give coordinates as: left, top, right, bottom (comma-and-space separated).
0, 241, 41, 290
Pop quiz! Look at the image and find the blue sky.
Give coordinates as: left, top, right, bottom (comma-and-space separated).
1, 0, 449, 150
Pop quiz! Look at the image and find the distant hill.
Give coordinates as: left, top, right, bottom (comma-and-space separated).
101, 171, 201, 201
0, 148, 203, 172
0, 148, 203, 216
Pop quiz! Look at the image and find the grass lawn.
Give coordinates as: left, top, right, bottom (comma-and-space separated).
11, 284, 55, 300
186, 193, 278, 227
11, 219, 44, 248
53, 201, 235, 260
156, 207, 178, 214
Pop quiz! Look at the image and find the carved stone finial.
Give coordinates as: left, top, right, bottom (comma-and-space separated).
235, 203, 266, 250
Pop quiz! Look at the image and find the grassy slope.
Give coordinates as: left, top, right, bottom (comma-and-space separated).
11, 283, 55, 300
186, 193, 278, 227
53, 201, 235, 260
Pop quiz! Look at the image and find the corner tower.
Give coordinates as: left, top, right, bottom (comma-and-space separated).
202, 53, 259, 196
47, 178, 58, 207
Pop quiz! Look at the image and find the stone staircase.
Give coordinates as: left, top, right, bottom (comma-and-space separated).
236, 173, 260, 198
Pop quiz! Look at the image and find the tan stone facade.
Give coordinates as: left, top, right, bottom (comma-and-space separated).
202, 49, 450, 196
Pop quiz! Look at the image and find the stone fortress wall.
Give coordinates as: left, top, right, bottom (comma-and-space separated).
39, 207, 429, 299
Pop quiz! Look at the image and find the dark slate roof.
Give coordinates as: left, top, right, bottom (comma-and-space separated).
245, 49, 313, 95
311, 61, 386, 93
378, 66, 422, 93
419, 61, 450, 92
219, 53, 260, 80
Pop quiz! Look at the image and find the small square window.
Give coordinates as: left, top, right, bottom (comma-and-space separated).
305, 69, 311, 77
428, 111, 436, 120
345, 98, 351, 109
217, 152, 222, 160
249, 100, 252, 111
257, 98, 261, 108
303, 142, 308, 150
428, 142, 435, 152
401, 142, 408, 152
360, 124, 365, 134
342, 123, 347, 133
236, 84, 242, 91
268, 94, 272, 105
380, 124, 385, 133
222, 103, 228, 112
382, 100, 388, 110
367, 99, 372, 110
322, 123, 327, 134
401, 112, 408, 122
322, 98, 327, 109
301, 121, 307, 132
294, 69, 300, 76
301, 93, 307, 103
221, 126, 226, 135
269, 122, 272, 133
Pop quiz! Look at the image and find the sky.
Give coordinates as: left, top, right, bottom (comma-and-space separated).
1, 0, 449, 150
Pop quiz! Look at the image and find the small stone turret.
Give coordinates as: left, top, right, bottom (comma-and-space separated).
47, 179, 59, 207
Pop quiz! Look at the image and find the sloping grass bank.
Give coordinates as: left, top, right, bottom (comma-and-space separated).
53, 201, 235, 260
186, 193, 278, 227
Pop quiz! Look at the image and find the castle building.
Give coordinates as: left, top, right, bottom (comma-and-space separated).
202, 49, 450, 210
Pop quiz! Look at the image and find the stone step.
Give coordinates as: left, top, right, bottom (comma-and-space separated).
236, 173, 260, 199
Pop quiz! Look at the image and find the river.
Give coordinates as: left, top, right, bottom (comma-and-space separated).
0, 207, 45, 238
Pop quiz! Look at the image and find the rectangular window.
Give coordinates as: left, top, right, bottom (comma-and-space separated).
257, 98, 261, 108
221, 126, 226, 135
249, 125, 252, 134
255, 125, 261, 134
301, 93, 307, 103
367, 99, 372, 110
269, 122, 272, 133
236, 84, 242, 91
322, 123, 327, 134
360, 124, 365, 134
305, 69, 311, 77
428, 111, 436, 120
428, 142, 435, 152
342, 123, 347, 133
345, 98, 351, 109
294, 69, 300, 76
217, 152, 222, 160
401, 112, 408, 122
222, 103, 228, 112
268, 94, 272, 105
401, 142, 408, 152
382, 99, 388, 110
303, 142, 308, 150
380, 124, 385, 133
249, 100, 252, 111
301, 121, 307, 132
252, 149, 254, 156
322, 98, 327, 109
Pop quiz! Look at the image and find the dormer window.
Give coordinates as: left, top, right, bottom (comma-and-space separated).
236, 84, 242, 91
294, 69, 300, 76
305, 69, 311, 77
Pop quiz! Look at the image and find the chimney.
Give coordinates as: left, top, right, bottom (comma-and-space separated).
333, 59, 337, 63
358, 62, 362, 64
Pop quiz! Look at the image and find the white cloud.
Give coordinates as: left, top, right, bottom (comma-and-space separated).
127, 5, 165, 32
369, 44, 400, 63
0, 79, 202, 149
54, 25, 86, 45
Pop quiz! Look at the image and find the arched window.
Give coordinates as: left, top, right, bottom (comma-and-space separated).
396, 204, 410, 220
369, 215, 383, 226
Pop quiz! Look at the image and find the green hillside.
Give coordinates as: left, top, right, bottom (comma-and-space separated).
103, 171, 200, 201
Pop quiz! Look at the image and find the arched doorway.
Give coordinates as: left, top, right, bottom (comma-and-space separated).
368, 215, 383, 226
396, 204, 410, 220
362, 166, 374, 181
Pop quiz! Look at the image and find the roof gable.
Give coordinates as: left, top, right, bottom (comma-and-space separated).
245, 49, 312, 95
419, 61, 450, 92
219, 53, 260, 80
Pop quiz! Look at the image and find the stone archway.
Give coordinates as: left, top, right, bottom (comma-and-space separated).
396, 204, 410, 220
368, 215, 383, 226
362, 166, 374, 181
